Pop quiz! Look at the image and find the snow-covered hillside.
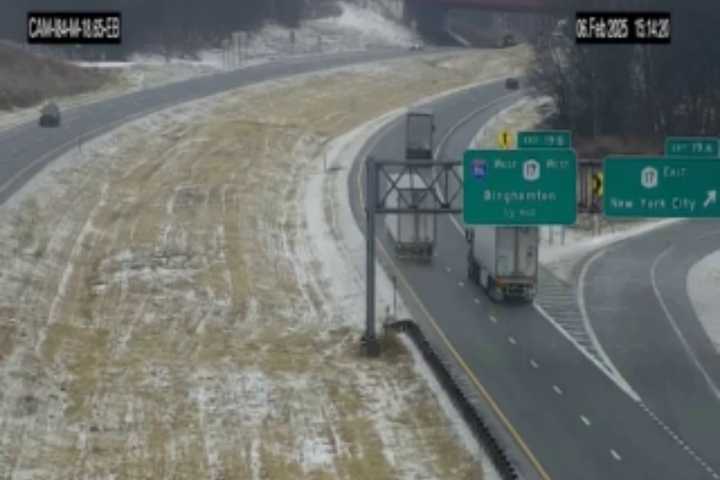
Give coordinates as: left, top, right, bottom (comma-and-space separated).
0, 48, 532, 480
0, 2, 418, 132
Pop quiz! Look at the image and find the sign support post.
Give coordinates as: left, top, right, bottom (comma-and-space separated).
363, 158, 463, 356
364, 158, 379, 355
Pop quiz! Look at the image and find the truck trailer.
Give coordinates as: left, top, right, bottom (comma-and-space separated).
466, 227, 538, 302
405, 110, 435, 160
384, 173, 436, 260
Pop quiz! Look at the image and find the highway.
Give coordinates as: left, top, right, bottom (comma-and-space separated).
0, 47, 426, 205
348, 81, 719, 479
584, 219, 720, 474
3, 45, 719, 479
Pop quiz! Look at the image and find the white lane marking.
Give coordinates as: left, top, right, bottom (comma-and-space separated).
651, 245, 720, 400
474, 298, 480, 304
359, 87, 712, 479
578, 249, 642, 402
508, 336, 517, 345
530, 359, 539, 369
444, 154, 642, 402
356, 144, 554, 480
533, 303, 641, 402
489, 315, 498, 324
433, 92, 522, 159
552, 385, 563, 396
610, 449, 622, 461
430, 93, 720, 475
580, 415, 591, 427
458, 281, 464, 287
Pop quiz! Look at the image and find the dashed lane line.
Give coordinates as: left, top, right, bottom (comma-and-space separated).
355, 126, 552, 480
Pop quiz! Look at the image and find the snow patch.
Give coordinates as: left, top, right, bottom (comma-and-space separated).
333, 2, 416, 46
467, 94, 683, 283
2, 2, 415, 133
687, 248, 720, 354
309, 79, 510, 479
399, 335, 502, 480
540, 220, 682, 283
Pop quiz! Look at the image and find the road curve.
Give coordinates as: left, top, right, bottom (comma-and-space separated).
584, 219, 720, 473
0, 48, 432, 206
3, 45, 718, 479
348, 84, 718, 479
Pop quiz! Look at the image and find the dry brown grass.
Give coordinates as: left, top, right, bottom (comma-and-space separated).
0, 48, 532, 478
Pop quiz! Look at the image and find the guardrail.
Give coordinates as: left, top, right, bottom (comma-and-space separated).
387, 319, 520, 480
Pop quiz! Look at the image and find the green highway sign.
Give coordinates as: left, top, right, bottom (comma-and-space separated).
463, 149, 577, 225
665, 137, 719, 157
603, 156, 720, 218
518, 130, 572, 149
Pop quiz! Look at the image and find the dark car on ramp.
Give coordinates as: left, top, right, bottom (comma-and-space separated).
505, 78, 520, 90
39, 102, 61, 127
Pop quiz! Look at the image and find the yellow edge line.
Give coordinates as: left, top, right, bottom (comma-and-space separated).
355, 112, 552, 480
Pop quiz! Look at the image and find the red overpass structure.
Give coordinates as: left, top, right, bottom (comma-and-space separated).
433, 0, 548, 10
405, 0, 557, 40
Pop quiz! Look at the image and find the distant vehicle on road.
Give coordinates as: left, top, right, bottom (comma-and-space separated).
405, 109, 435, 160
385, 173, 436, 260
466, 227, 538, 302
499, 33, 517, 48
505, 77, 520, 90
409, 43, 425, 51
39, 102, 61, 127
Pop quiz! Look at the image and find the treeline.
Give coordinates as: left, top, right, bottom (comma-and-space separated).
0, 0, 308, 58
529, 0, 720, 144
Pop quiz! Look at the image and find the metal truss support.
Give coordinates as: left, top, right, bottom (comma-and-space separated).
363, 157, 462, 355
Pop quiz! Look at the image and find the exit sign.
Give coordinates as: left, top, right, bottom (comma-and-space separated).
603, 156, 720, 218
665, 137, 718, 157
518, 130, 572, 149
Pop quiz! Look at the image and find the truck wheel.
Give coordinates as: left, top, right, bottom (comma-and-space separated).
487, 279, 503, 303
467, 261, 478, 284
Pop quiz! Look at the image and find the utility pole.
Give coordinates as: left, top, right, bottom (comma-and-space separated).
592, 59, 599, 138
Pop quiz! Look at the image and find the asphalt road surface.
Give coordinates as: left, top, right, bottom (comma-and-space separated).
349, 81, 719, 479
584, 219, 720, 475
0, 48, 430, 205
3, 46, 719, 479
